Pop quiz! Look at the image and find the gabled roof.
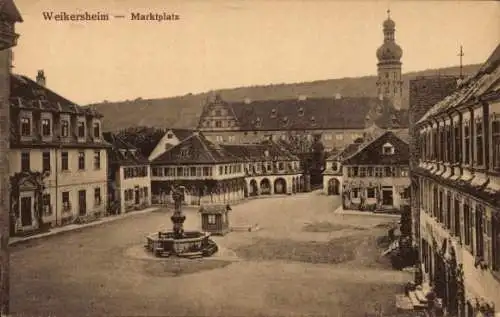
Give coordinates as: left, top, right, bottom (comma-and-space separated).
0, 0, 23, 22
103, 132, 149, 166
342, 131, 409, 166
10, 74, 102, 117
152, 132, 242, 165
221, 140, 300, 162
418, 43, 500, 124
170, 128, 194, 141
201, 96, 408, 131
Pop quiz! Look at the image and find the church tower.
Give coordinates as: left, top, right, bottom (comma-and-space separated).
376, 10, 403, 110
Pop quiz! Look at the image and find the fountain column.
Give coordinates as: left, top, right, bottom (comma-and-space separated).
170, 186, 186, 239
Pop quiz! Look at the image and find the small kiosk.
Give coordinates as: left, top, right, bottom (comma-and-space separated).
199, 204, 231, 236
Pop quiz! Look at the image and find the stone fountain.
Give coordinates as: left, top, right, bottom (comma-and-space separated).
145, 186, 218, 258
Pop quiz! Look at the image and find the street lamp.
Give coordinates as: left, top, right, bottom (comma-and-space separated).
0, 1, 22, 315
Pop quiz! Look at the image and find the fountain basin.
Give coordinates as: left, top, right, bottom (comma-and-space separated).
145, 230, 217, 258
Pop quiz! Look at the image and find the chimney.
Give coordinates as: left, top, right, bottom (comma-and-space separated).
335, 93, 341, 100
244, 97, 251, 104
36, 70, 46, 87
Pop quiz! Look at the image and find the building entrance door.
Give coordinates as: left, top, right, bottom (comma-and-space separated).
20, 196, 33, 227
382, 188, 394, 206
78, 190, 86, 216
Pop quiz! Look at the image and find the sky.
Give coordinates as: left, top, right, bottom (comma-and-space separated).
11, 0, 500, 105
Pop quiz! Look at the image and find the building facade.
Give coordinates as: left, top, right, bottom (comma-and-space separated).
150, 131, 247, 206
412, 44, 500, 316
9, 72, 109, 235
104, 132, 151, 214
222, 140, 303, 196
148, 128, 193, 161
341, 131, 410, 211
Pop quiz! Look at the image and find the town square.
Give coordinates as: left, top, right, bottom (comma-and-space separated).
0, 0, 499, 316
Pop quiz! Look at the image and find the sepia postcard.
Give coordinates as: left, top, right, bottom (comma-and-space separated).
0, 0, 499, 316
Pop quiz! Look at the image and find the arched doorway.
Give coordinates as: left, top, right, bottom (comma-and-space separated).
274, 178, 286, 194
249, 179, 258, 196
260, 178, 271, 195
328, 178, 340, 195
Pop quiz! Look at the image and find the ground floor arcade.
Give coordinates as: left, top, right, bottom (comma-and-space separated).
246, 174, 304, 196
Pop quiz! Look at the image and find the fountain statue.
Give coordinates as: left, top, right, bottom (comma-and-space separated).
145, 185, 218, 258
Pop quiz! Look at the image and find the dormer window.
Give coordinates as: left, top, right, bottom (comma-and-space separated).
255, 117, 261, 128
41, 118, 51, 136
382, 142, 395, 155
167, 133, 173, 139
77, 121, 85, 138
93, 122, 100, 139
298, 107, 304, 116
61, 120, 69, 137
270, 109, 277, 118
21, 117, 31, 136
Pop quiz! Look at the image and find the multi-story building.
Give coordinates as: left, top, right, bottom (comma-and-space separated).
340, 131, 410, 211
222, 140, 303, 195
323, 143, 363, 196
411, 43, 500, 316
150, 131, 247, 205
103, 132, 151, 214
196, 14, 408, 151
9, 71, 109, 235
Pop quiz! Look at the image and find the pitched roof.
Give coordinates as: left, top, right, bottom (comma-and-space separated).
152, 132, 242, 164
342, 131, 409, 166
221, 140, 299, 162
103, 132, 149, 166
202, 96, 408, 131
170, 128, 194, 141
10, 74, 102, 117
0, 0, 23, 22
418, 43, 500, 124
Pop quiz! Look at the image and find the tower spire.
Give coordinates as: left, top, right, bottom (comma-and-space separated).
458, 45, 465, 79
387, 8, 391, 19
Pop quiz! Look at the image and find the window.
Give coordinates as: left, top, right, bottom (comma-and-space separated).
218, 166, 223, 175
464, 123, 470, 164
61, 152, 68, 171
62, 191, 70, 211
77, 121, 85, 138
215, 121, 222, 128
400, 168, 408, 177
208, 214, 216, 224
190, 167, 196, 176
464, 201, 471, 247
382, 143, 394, 155
228, 135, 235, 142
61, 120, 69, 137
454, 198, 461, 241
21, 152, 30, 172
367, 167, 373, 177
475, 120, 484, 166
278, 162, 284, 170
352, 188, 359, 199
216, 135, 223, 142
42, 152, 50, 172
78, 151, 85, 170
20, 117, 31, 136
167, 133, 173, 139
93, 122, 100, 139
93, 151, 101, 170
94, 188, 101, 206
446, 193, 451, 230
41, 118, 51, 136
42, 194, 52, 216
335, 134, 343, 140
384, 166, 394, 177
352, 167, 359, 177
367, 188, 375, 198
454, 124, 461, 163
475, 205, 485, 258
374, 167, 383, 177
492, 117, 500, 171
492, 214, 500, 271
359, 167, 366, 177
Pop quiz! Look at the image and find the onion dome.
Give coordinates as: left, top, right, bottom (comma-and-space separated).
376, 41, 403, 61
383, 18, 395, 30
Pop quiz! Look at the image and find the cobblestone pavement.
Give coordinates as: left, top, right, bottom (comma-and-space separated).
11, 191, 411, 317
